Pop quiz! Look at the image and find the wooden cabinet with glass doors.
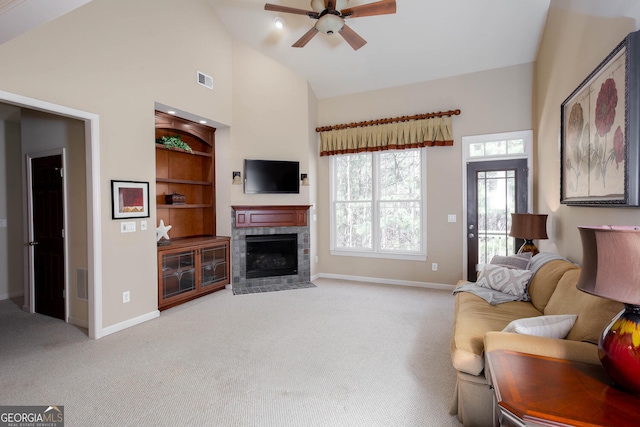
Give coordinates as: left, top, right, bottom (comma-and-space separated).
155, 111, 230, 310
157, 236, 229, 310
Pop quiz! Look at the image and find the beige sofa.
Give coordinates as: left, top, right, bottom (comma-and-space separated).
449, 255, 623, 427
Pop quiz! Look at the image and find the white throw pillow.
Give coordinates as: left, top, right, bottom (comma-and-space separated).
502, 314, 578, 339
476, 264, 533, 300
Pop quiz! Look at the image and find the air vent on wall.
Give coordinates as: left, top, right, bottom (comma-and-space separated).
76, 268, 88, 301
197, 71, 213, 90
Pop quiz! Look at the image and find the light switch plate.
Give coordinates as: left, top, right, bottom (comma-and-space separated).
120, 222, 136, 233
448, 214, 457, 223
0, 219, 6, 227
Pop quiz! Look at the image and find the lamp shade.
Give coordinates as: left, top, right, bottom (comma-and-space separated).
509, 213, 549, 239
576, 226, 640, 305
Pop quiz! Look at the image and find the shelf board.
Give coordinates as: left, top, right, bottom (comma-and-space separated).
157, 204, 212, 209
155, 143, 211, 158
156, 178, 211, 186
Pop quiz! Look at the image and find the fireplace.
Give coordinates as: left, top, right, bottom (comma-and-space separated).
231, 205, 311, 291
246, 234, 298, 279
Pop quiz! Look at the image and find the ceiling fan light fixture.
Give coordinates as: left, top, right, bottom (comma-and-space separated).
315, 13, 344, 35
273, 17, 285, 29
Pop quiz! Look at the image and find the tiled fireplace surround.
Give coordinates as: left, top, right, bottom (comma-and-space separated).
231, 205, 311, 291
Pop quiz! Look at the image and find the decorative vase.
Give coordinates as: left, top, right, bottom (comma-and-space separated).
599, 304, 640, 395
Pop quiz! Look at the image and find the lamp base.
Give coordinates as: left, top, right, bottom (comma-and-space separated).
517, 239, 539, 256
599, 304, 640, 395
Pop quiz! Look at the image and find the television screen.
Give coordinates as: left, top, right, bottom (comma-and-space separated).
244, 159, 300, 194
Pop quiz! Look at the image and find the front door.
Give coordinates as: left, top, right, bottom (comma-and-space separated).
466, 159, 528, 281
31, 155, 65, 320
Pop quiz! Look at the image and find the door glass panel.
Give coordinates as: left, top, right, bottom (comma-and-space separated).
201, 246, 227, 287
477, 169, 517, 265
162, 251, 195, 298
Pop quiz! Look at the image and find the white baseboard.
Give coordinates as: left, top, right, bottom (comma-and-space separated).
313, 273, 455, 291
98, 310, 160, 338
0, 290, 24, 301
68, 316, 89, 329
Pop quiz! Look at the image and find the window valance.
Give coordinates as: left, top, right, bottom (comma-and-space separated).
318, 110, 459, 157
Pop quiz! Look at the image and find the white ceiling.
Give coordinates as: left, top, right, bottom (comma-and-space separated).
2, 1, 640, 101
0, 0, 92, 46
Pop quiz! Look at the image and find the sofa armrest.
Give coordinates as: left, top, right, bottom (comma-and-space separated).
484, 331, 600, 365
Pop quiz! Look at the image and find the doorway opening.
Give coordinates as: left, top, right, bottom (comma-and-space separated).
0, 89, 101, 338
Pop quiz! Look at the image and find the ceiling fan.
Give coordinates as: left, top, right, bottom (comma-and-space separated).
264, 0, 396, 50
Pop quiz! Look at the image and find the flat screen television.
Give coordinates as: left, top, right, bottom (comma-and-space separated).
244, 159, 300, 194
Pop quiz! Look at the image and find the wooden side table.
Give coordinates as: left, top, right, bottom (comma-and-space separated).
486, 350, 640, 427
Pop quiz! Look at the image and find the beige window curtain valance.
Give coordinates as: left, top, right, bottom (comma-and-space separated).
317, 110, 459, 157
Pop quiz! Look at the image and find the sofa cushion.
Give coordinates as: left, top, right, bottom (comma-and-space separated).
544, 269, 624, 344
528, 259, 579, 312
451, 289, 542, 375
476, 264, 532, 300
502, 314, 577, 339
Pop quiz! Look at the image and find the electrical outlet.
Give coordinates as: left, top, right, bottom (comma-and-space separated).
122, 291, 130, 303
432, 263, 438, 271
315, 255, 319, 263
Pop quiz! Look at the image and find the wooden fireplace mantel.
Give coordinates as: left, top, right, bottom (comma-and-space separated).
232, 205, 311, 228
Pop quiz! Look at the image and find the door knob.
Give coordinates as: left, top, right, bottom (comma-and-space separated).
28, 241, 39, 246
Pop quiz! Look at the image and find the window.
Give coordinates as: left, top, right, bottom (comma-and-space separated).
330, 149, 426, 260
468, 137, 525, 158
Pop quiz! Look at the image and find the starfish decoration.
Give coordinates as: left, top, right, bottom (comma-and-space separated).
156, 220, 172, 242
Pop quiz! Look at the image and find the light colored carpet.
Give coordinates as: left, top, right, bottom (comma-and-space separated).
0, 278, 461, 427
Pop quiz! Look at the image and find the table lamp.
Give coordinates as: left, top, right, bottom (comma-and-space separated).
576, 225, 640, 395
509, 213, 548, 255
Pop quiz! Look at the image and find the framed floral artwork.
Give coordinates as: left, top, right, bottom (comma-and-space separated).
561, 29, 640, 206
111, 180, 150, 219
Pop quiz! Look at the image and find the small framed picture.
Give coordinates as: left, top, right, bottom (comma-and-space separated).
111, 180, 150, 219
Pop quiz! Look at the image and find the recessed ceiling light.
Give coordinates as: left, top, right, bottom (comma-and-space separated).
168, 110, 176, 115
274, 17, 285, 30
199, 120, 207, 124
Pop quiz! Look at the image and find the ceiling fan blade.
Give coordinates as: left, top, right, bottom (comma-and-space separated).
265, 3, 318, 18
293, 27, 319, 48
342, 0, 396, 18
339, 24, 367, 50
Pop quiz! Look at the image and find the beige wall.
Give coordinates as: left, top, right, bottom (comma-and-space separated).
535, 4, 638, 263
227, 40, 312, 210
0, 116, 23, 299
317, 63, 534, 285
